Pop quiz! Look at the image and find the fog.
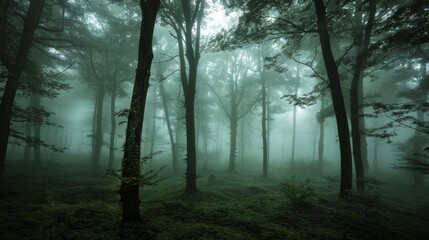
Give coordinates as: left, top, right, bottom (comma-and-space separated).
1, 0, 428, 239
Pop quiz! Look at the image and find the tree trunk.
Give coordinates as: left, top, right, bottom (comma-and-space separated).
92, 84, 105, 170
318, 95, 326, 176
290, 83, 298, 172
228, 115, 238, 172
159, 80, 178, 174
180, 0, 205, 194
350, 0, 376, 190
0, 0, 44, 175
372, 137, 379, 174
108, 85, 117, 169
313, 0, 353, 198
184, 91, 197, 193
240, 117, 245, 169
261, 72, 268, 177
120, 0, 160, 223
149, 91, 157, 169
266, 87, 271, 162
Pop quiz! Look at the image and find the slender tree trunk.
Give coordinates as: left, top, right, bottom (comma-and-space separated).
318, 95, 326, 176
120, 0, 160, 223
228, 115, 238, 172
240, 116, 245, 169
0, 0, 44, 175
92, 84, 105, 170
372, 137, 379, 174
266, 87, 271, 162
314, 0, 353, 198
359, 82, 369, 175
149, 91, 157, 169
160, 80, 178, 174
228, 83, 238, 172
180, 0, 205, 194
261, 72, 268, 177
290, 83, 298, 172
350, 0, 376, 190
108, 86, 117, 169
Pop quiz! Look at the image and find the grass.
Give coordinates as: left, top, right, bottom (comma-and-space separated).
0, 160, 428, 239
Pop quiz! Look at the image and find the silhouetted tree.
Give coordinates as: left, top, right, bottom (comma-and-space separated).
120, 0, 160, 223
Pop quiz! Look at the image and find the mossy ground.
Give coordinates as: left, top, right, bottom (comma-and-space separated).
0, 160, 428, 240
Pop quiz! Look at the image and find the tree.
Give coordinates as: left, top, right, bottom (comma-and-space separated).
313, 0, 353, 198
208, 49, 259, 172
349, 0, 376, 190
160, 0, 205, 193
0, 0, 45, 175
120, 0, 160, 223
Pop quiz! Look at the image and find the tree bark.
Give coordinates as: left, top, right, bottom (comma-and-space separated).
318, 94, 326, 176
350, 0, 376, 190
313, 0, 353, 198
0, 0, 45, 175
120, 0, 160, 223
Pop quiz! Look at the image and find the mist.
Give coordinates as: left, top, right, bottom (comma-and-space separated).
1, 0, 428, 239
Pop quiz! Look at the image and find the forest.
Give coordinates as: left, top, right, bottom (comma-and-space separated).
1, 0, 429, 239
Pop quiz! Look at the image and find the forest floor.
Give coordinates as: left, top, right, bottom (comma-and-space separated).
0, 159, 428, 240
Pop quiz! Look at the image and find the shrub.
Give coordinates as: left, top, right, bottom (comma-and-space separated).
280, 177, 316, 206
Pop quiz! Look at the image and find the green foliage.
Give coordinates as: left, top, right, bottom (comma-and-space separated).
2, 162, 429, 240
280, 177, 316, 206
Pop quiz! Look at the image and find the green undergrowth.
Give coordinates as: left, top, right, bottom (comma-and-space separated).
0, 161, 428, 239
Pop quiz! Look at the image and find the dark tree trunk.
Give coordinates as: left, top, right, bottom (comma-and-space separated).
350, 0, 376, 190
266, 87, 271, 162
261, 72, 268, 177
180, 0, 205, 194
228, 114, 238, 172
228, 80, 238, 172
318, 94, 326, 176
184, 91, 197, 193
372, 137, 379, 174
92, 84, 105, 170
313, 0, 353, 198
240, 117, 245, 169
159, 80, 178, 174
108, 85, 117, 169
0, 0, 44, 175
120, 0, 160, 223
